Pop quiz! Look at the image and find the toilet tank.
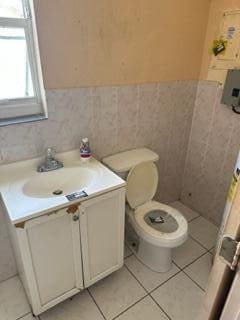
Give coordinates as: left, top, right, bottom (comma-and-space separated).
102, 148, 159, 179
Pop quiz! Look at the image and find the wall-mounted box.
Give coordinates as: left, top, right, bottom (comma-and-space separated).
221, 69, 240, 107
208, 11, 240, 85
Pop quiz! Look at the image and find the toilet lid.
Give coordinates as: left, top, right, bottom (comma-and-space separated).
126, 161, 158, 209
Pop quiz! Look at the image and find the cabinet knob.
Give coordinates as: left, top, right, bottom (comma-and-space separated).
73, 215, 79, 221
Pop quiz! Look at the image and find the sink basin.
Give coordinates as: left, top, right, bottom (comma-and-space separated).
23, 166, 100, 198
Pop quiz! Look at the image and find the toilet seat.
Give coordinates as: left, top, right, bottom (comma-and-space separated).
126, 162, 188, 248
134, 201, 188, 248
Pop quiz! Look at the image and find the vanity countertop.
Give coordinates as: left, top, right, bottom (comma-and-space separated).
0, 150, 125, 224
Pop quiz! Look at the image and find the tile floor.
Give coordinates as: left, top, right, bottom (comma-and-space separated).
0, 202, 219, 320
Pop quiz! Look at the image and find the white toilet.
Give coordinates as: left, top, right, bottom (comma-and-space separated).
103, 148, 188, 272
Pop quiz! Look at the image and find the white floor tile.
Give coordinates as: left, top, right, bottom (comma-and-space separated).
124, 244, 132, 259
115, 296, 168, 320
151, 272, 204, 320
210, 247, 216, 255
40, 290, 104, 320
89, 266, 146, 320
0, 237, 17, 282
170, 201, 199, 222
0, 276, 30, 320
173, 237, 206, 268
189, 217, 219, 249
184, 253, 213, 290
20, 314, 39, 320
125, 255, 180, 292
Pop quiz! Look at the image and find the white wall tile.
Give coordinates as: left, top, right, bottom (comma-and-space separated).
181, 81, 240, 226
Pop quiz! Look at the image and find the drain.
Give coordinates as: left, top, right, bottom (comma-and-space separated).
53, 189, 63, 195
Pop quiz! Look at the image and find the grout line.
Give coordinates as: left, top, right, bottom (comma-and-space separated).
15, 255, 208, 320
124, 246, 133, 259
188, 234, 211, 251
181, 251, 211, 270
87, 288, 107, 320
174, 250, 214, 292
124, 253, 183, 295
112, 294, 148, 320
179, 81, 199, 199
124, 252, 133, 259
16, 312, 38, 320
200, 83, 219, 178
169, 201, 200, 224
115, 86, 119, 148
182, 270, 205, 292
125, 249, 203, 299
177, 203, 220, 230
0, 274, 18, 285
124, 242, 134, 259
197, 213, 220, 229
150, 295, 172, 320
124, 264, 148, 294
187, 214, 200, 223
174, 250, 209, 271
148, 268, 182, 295
113, 260, 174, 320
208, 246, 216, 254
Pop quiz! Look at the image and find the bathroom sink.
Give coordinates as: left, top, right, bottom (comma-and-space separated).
22, 166, 99, 198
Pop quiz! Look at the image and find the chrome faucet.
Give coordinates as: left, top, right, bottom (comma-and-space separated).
37, 148, 63, 172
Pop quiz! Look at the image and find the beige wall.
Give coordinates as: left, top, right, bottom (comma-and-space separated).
201, 0, 240, 79
34, 0, 210, 89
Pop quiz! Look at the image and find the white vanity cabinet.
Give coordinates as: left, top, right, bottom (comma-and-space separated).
14, 206, 83, 315
9, 187, 125, 316
80, 189, 125, 287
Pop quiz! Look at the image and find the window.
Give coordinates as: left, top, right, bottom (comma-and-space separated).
0, 0, 47, 124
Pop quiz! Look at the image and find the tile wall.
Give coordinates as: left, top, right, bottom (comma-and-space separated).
0, 80, 198, 282
181, 80, 240, 226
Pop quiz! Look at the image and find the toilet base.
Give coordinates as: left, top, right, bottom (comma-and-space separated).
125, 218, 172, 273
139, 238, 172, 272
127, 237, 172, 273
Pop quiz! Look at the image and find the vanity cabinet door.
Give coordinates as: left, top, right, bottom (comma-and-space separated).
80, 188, 125, 287
18, 206, 83, 314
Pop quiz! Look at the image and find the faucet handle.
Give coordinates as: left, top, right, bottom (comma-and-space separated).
46, 147, 55, 159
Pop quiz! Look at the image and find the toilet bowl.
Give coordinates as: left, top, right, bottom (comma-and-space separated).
103, 148, 188, 272
125, 201, 188, 272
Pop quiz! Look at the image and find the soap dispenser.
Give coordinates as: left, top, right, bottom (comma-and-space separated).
80, 138, 91, 162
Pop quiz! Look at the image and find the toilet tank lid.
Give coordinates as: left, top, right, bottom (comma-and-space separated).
102, 148, 159, 173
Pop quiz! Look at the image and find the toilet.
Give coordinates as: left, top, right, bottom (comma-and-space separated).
103, 148, 188, 272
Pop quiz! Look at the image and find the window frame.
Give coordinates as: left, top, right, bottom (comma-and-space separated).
0, 0, 47, 124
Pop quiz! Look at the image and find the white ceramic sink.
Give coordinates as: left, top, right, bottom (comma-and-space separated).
23, 166, 100, 198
